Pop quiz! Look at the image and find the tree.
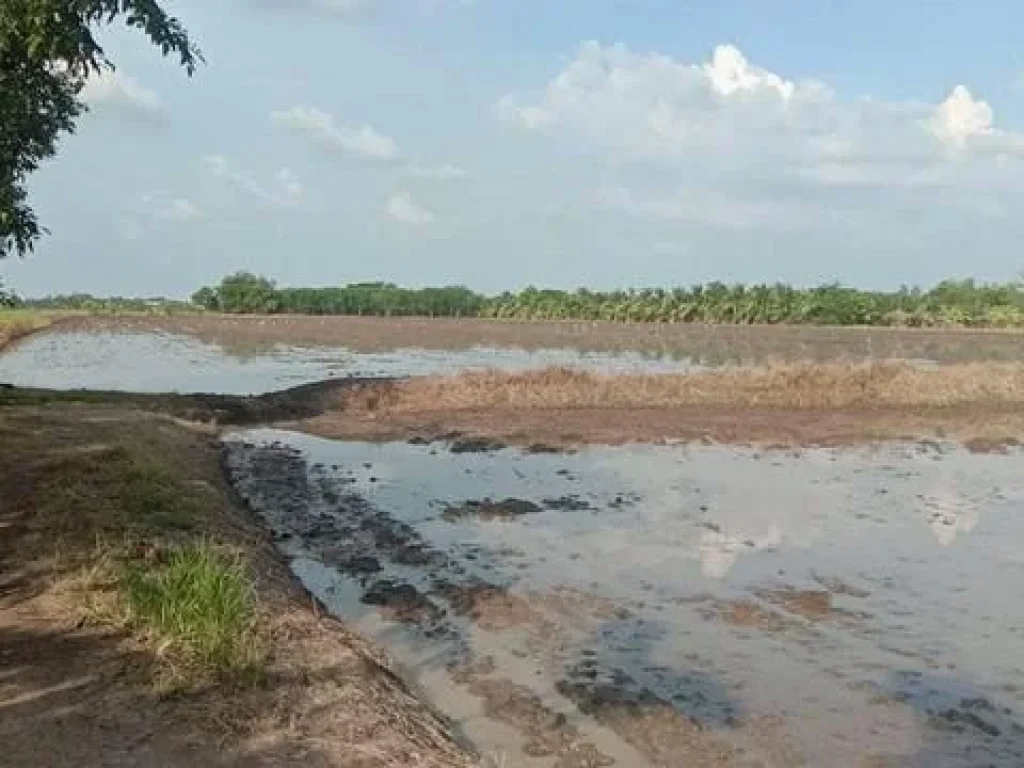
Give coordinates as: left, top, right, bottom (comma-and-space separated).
1, 1, 201, 258
190, 285, 219, 311
214, 272, 279, 314
0, 277, 20, 307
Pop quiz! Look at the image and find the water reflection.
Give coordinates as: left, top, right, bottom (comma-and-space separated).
0, 331, 693, 394
923, 487, 982, 547
699, 526, 783, 579
225, 432, 1024, 765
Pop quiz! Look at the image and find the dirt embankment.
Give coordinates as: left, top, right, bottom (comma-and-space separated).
5, 360, 1024, 451
0, 376, 371, 426
0, 404, 473, 768
295, 366, 1024, 452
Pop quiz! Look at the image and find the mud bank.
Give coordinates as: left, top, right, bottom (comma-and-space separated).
5, 372, 1023, 451
298, 395, 1024, 453
0, 404, 473, 767
0, 376, 375, 425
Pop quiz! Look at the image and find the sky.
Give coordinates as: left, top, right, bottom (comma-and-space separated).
3, 0, 1024, 298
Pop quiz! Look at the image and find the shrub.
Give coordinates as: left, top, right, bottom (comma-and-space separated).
121, 543, 263, 682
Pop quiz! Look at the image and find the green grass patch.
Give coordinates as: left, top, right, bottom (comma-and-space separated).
121, 542, 264, 685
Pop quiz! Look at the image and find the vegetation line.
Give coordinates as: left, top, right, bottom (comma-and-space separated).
15, 272, 1024, 328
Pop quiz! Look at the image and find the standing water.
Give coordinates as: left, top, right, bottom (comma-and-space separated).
225, 430, 1024, 767
0, 330, 692, 394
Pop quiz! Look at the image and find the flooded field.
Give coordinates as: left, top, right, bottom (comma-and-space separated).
52, 313, 1024, 367
5, 315, 1023, 764
0, 330, 689, 394
226, 430, 1024, 767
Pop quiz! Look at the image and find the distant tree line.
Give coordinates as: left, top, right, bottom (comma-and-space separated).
189, 272, 1024, 328
22, 294, 193, 313
191, 273, 485, 318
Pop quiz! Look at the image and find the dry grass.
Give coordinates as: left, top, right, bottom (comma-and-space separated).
0, 309, 54, 351
368, 362, 1024, 412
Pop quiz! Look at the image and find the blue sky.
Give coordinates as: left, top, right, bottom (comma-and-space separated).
4, 0, 1024, 297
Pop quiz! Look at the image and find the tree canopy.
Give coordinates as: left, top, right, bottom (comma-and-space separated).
183, 274, 1024, 328
1, 1, 201, 258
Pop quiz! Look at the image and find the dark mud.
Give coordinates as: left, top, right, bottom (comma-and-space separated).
0, 377, 385, 426
223, 437, 740, 764
443, 498, 543, 522
449, 436, 509, 454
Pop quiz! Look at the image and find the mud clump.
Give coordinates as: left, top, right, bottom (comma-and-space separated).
333, 555, 382, 576
449, 436, 507, 454
963, 436, 1021, 455
526, 442, 565, 454
462, 676, 614, 767
608, 492, 642, 509
557, 663, 746, 767
707, 599, 791, 633
362, 580, 442, 624
758, 588, 835, 620
435, 581, 541, 632
442, 498, 542, 522
542, 495, 594, 512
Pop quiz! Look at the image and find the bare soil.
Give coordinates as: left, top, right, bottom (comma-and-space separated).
298, 399, 1024, 452
0, 404, 473, 768
6, 375, 1021, 451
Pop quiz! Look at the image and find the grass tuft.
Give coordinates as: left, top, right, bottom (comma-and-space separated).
121, 542, 264, 685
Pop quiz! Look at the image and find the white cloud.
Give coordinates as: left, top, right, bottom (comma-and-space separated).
407, 162, 469, 180
155, 198, 203, 222
928, 85, 993, 145
272, 106, 400, 160
202, 155, 304, 208
702, 44, 795, 101
494, 40, 1024, 239
498, 42, 1024, 164
385, 191, 436, 225
82, 70, 162, 115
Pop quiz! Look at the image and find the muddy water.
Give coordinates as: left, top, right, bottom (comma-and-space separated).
0, 331, 691, 394
225, 431, 1024, 767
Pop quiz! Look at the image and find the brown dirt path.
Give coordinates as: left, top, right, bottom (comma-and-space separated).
0, 404, 473, 768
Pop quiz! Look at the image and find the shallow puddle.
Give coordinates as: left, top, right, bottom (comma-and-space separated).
0, 331, 691, 393
225, 431, 1024, 767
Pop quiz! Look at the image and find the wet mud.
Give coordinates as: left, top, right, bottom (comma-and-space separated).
224, 432, 1024, 767
443, 498, 543, 522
